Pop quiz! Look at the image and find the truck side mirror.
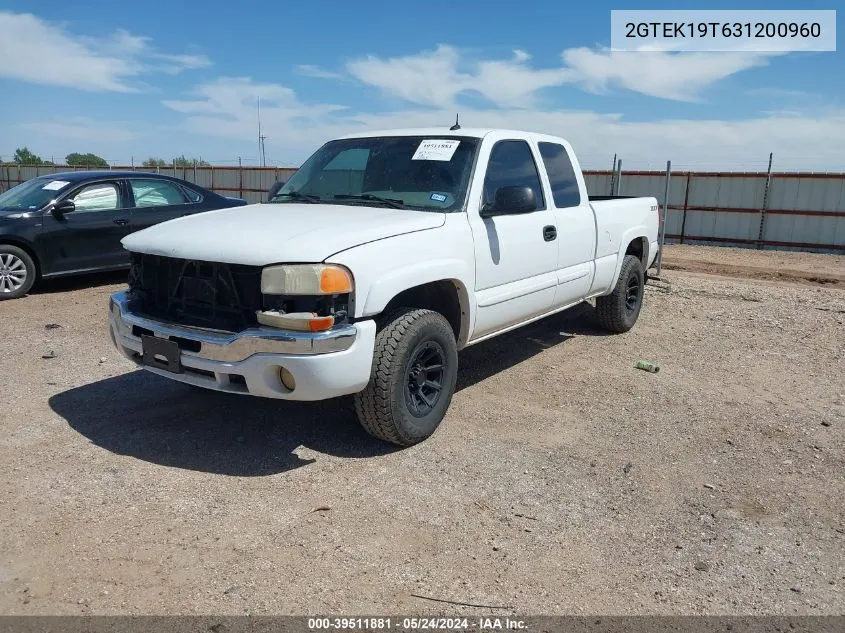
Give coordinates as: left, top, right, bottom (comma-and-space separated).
480, 186, 537, 218
267, 180, 287, 201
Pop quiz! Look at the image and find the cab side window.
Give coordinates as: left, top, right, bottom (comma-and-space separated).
69, 183, 119, 212
483, 140, 545, 210
538, 142, 581, 208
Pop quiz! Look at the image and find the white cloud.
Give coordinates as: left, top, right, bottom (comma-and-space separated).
0, 11, 211, 92
154, 53, 213, 75
18, 117, 140, 143
162, 76, 346, 118
334, 45, 778, 106
746, 88, 810, 99
159, 76, 845, 171
561, 48, 775, 101
512, 49, 531, 63
345, 45, 569, 108
296, 64, 346, 80
160, 77, 350, 159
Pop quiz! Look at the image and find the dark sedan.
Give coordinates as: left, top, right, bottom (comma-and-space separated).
0, 171, 247, 299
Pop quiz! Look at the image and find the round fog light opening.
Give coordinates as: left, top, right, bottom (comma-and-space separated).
279, 367, 296, 391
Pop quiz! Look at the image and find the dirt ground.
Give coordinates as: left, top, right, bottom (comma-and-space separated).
660, 244, 845, 287
0, 246, 842, 616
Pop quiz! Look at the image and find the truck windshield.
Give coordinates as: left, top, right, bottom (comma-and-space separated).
0, 177, 69, 210
271, 136, 480, 212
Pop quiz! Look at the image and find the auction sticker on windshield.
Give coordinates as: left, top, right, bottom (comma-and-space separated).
42, 180, 70, 191
412, 139, 460, 161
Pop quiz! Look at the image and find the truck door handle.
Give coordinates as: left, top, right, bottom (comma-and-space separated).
113, 218, 129, 226
543, 225, 557, 241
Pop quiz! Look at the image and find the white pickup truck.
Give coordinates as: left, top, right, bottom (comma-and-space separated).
108, 128, 659, 446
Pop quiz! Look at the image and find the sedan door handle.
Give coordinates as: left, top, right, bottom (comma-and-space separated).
113, 218, 129, 226
543, 225, 557, 241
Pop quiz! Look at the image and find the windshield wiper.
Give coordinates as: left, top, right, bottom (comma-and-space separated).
334, 194, 405, 209
271, 191, 321, 204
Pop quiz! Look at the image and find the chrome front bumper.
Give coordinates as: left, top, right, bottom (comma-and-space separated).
108, 290, 357, 362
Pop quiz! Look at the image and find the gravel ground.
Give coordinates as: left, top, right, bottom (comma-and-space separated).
660, 244, 845, 286
0, 247, 843, 616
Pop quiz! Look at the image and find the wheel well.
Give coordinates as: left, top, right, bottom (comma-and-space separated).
625, 237, 648, 265
0, 239, 40, 278
380, 280, 464, 342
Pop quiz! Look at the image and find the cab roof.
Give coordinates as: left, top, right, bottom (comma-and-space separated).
339, 127, 509, 140
336, 128, 572, 148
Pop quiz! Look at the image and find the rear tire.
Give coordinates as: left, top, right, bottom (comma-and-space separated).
0, 245, 36, 300
595, 254, 644, 333
354, 308, 458, 447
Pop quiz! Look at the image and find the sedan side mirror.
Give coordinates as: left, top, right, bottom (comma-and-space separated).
480, 186, 537, 218
52, 200, 76, 216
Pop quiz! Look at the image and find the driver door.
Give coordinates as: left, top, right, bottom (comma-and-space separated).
39, 179, 133, 275
466, 139, 558, 340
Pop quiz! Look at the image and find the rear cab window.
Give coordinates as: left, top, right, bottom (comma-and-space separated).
538, 142, 581, 208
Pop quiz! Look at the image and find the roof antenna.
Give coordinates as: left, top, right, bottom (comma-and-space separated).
450, 113, 461, 131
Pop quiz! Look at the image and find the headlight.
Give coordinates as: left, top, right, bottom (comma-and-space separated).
260, 264, 353, 295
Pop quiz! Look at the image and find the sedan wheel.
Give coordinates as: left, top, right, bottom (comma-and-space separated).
0, 246, 36, 300
0, 253, 27, 293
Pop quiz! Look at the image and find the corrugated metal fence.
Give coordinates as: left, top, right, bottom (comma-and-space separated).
2, 164, 844, 253
584, 170, 844, 253
0, 164, 298, 206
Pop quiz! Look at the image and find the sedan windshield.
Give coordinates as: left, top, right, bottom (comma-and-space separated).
271, 136, 479, 212
0, 177, 71, 210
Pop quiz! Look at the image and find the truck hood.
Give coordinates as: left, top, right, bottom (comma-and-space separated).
122, 202, 446, 265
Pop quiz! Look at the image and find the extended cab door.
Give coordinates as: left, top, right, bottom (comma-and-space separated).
39, 179, 133, 275
536, 140, 597, 307
467, 138, 558, 340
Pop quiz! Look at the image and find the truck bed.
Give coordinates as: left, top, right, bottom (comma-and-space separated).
589, 195, 660, 269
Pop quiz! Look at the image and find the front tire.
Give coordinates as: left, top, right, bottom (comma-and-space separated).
0, 245, 36, 300
354, 308, 458, 447
595, 254, 644, 333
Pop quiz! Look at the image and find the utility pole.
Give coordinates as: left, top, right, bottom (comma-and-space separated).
258, 97, 267, 167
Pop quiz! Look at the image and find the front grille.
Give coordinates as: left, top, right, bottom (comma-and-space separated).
127, 253, 263, 332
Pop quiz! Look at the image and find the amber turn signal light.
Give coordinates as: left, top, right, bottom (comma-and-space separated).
319, 266, 354, 294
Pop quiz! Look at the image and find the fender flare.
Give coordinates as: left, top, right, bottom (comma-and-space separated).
610, 229, 650, 288
358, 258, 475, 346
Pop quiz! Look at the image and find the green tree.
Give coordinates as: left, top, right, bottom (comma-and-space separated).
142, 157, 168, 168
172, 155, 210, 167
13, 147, 48, 165
65, 152, 109, 168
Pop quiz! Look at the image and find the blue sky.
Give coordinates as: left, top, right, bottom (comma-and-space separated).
0, 1, 841, 170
